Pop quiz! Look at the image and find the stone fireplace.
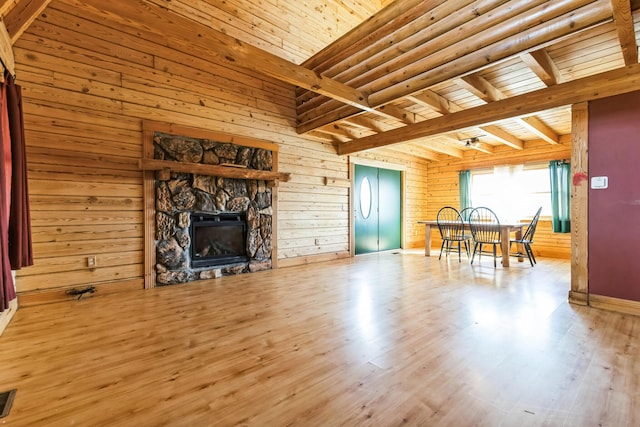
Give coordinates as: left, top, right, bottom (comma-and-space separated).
152, 131, 274, 285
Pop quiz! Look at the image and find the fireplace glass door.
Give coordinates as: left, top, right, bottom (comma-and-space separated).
190, 213, 247, 267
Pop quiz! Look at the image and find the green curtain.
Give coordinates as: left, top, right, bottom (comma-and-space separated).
549, 160, 571, 233
458, 170, 471, 219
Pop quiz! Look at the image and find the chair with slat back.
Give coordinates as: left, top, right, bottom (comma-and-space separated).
459, 207, 475, 250
436, 206, 470, 262
468, 207, 501, 267
510, 207, 542, 267
459, 207, 474, 222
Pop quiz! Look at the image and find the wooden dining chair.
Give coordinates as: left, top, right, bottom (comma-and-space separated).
509, 206, 542, 267
468, 207, 501, 267
436, 206, 470, 262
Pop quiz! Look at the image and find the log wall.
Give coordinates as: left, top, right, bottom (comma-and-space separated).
13, 1, 429, 305
11, 1, 570, 305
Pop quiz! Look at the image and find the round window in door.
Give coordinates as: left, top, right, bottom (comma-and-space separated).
360, 176, 372, 219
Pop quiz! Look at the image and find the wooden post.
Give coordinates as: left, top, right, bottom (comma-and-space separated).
569, 102, 589, 305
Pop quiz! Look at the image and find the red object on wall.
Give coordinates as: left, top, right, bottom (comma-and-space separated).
588, 90, 640, 301
572, 171, 588, 186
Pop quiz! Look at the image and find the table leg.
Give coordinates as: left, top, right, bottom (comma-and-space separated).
425, 225, 432, 256
514, 228, 524, 263
501, 227, 510, 267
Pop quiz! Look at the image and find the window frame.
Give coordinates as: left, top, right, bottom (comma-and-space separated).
469, 162, 552, 222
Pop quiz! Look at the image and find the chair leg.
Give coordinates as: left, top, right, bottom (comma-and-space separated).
439, 239, 446, 260
525, 243, 536, 266
493, 244, 497, 268
471, 242, 479, 264
528, 244, 537, 265
458, 241, 462, 262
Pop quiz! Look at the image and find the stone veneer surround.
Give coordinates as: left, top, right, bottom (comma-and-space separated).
153, 132, 273, 285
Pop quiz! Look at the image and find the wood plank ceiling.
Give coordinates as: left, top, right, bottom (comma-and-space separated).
298, 0, 640, 161
1, 0, 639, 161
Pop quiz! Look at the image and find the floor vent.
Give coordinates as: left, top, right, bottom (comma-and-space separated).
0, 389, 16, 418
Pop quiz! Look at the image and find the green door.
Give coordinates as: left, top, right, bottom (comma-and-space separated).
354, 165, 401, 255
354, 165, 379, 255
378, 168, 401, 251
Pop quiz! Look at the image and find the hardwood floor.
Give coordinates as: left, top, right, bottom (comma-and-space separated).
0, 251, 638, 426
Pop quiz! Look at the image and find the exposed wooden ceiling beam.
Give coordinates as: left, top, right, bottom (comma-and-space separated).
467, 142, 495, 155
317, 124, 370, 140
296, 0, 480, 114
337, 62, 640, 155
376, 104, 418, 125
518, 116, 560, 144
610, 0, 638, 65
458, 74, 559, 148
75, 0, 372, 113
343, 116, 397, 133
4, 0, 52, 43
368, 0, 610, 107
407, 85, 524, 152
0, 19, 13, 76
0, 0, 14, 16
459, 71, 560, 146
299, 0, 613, 133
520, 49, 563, 86
384, 143, 443, 161
301, 0, 431, 72
458, 74, 505, 102
407, 91, 462, 114
480, 125, 524, 150
318, 0, 479, 85
297, 0, 544, 121
427, 135, 465, 158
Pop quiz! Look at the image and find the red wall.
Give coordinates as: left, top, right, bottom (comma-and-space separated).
588, 90, 640, 301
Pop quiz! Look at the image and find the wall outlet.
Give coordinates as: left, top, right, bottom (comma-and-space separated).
87, 256, 97, 268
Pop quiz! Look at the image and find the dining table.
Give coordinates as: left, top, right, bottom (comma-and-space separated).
417, 220, 526, 267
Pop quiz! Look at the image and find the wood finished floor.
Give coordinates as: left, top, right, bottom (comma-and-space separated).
0, 251, 638, 426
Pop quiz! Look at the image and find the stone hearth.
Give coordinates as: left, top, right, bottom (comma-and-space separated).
153, 132, 273, 285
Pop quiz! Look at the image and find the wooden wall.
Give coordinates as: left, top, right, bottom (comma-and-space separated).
10, 0, 571, 305
424, 138, 572, 259
12, 0, 429, 305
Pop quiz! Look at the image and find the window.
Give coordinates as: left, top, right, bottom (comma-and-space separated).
470, 164, 551, 222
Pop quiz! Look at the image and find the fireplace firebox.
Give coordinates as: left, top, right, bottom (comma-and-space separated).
190, 212, 248, 268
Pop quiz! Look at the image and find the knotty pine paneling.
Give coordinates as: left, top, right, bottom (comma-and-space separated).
424, 139, 572, 259
141, 0, 385, 64
13, 1, 422, 302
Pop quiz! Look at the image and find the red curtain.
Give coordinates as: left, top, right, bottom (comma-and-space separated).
6, 74, 32, 269
0, 72, 32, 312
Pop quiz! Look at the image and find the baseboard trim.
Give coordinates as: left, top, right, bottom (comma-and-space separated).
17, 279, 143, 307
0, 299, 18, 336
568, 290, 589, 306
277, 251, 350, 268
588, 294, 640, 317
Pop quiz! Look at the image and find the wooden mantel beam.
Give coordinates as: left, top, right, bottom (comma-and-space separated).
337, 62, 640, 155
139, 159, 291, 183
